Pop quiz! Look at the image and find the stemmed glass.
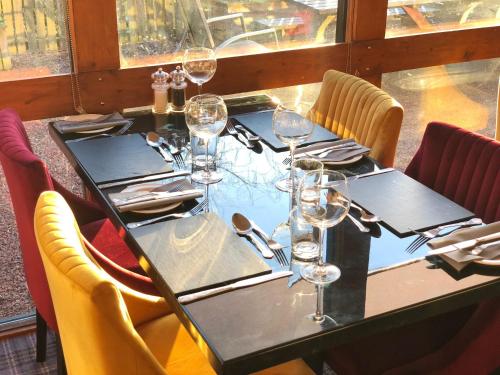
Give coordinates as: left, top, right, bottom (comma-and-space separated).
182, 47, 217, 94
185, 94, 227, 184
272, 101, 314, 192
297, 170, 351, 284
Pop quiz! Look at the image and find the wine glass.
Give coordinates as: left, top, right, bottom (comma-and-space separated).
185, 94, 227, 184
182, 47, 217, 94
272, 101, 314, 192
297, 170, 350, 284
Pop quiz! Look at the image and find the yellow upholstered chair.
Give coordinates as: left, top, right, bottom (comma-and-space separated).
308, 70, 404, 167
34, 191, 313, 375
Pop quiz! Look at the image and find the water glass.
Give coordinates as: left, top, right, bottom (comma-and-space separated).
291, 158, 323, 208
191, 135, 218, 169
290, 207, 319, 261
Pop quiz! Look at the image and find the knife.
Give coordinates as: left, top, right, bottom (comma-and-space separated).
177, 271, 293, 304
98, 170, 191, 189
348, 168, 395, 180
113, 189, 203, 206
295, 138, 355, 156
427, 232, 500, 256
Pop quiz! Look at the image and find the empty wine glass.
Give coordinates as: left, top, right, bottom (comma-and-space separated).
273, 101, 314, 192
297, 170, 351, 284
185, 94, 227, 184
182, 47, 217, 94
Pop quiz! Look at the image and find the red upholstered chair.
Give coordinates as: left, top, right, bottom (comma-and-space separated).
326, 122, 500, 374
0, 108, 157, 365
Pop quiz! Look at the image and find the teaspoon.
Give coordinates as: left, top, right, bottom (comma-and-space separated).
232, 213, 274, 259
146, 132, 173, 162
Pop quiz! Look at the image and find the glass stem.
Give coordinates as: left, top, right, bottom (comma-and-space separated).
314, 285, 324, 322
204, 138, 210, 176
317, 226, 325, 268
289, 143, 296, 173
197, 84, 202, 95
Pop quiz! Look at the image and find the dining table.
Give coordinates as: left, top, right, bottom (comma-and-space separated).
49, 100, 500, 375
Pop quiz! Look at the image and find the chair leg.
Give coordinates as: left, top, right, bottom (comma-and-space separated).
35, 310, 47, 362
55, 334, 67, 375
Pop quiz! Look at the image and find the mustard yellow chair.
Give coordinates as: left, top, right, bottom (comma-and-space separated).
308, 70, 404, 167
34, 190, 313, 375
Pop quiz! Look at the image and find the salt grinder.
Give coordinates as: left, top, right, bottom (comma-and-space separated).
170, 66, 187, 112
151, 68, 169, 114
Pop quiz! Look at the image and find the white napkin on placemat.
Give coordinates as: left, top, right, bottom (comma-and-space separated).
54, 112, 132, 134
427, 222, 500, 271
109, 179, 203, 213
295, 139, 370, 162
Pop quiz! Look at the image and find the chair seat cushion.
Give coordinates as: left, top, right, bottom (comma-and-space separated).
137, 313, 314, 375
80, 218, 144, 275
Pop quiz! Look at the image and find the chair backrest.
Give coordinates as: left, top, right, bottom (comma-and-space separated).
405, 122, 500, 223
178, 0, 215, 48
0, 108, 57, 330
308, 70, 404, 167
34, 191, 165, 375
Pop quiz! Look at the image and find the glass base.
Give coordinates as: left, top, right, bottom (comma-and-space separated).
300, 263, 341, 285
292, 241, 319, 261
191, 170, 222, 184
306, 312, 338, 326
275, 178, 292, 192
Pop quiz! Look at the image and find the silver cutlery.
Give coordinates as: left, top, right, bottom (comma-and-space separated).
146, 132, 173, 162
232, 213, 274, 259
114, 188, 202, 206
350, 202, 380, 223
226, 119, 254, 148
126, 199, 207, 229
178, 271, 293, 304
347, 168, 395, 180
163, 138, 186, 168
247, 216, 288, 266
471, 239, 500, 255
313, 145, 362, 159
97, 170, 191, 189
346, 213, 370, 233
427, 232, 500, 256
66, 120, 133, 143
412, 218, 483, 238
405, 218, 483, 254
113, 180, 185, 204
234, 124, 260, 142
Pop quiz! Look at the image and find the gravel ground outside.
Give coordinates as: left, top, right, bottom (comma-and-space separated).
0, 62, 498, 320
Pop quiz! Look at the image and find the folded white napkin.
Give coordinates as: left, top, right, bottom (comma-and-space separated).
427, 221, 500, 271
109, 179, 203, 213
295, 139, 370, 162
54, 112, 132, 134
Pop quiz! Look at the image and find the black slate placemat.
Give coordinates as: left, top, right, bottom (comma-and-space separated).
130, 212, 271, 296
232, 110, 338, 152
349, 170, 474, 236
67, 134, 172, 184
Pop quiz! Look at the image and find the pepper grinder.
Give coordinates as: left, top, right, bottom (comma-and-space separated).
170, 66, 187, 112
151, 68, 169, 114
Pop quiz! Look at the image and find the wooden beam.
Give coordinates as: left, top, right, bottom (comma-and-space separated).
351, 26, 500, 76
0, 75, 73, 120
69, 0, 120, 72
77, 45, 349, 114
348, 0, 388, 42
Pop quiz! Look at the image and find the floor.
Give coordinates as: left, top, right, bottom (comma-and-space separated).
0, 59, 498, 320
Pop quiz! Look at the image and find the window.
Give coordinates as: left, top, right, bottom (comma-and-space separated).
116, 0, 343, 68
0, 0, 70, 82
386, 0, 500, 37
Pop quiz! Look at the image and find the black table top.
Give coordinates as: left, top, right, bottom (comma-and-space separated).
49, 110, 500, 375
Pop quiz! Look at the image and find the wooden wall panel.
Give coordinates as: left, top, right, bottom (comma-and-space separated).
351, 26, 500, 76
0, 76, 73, 120
77, 45, 348, 114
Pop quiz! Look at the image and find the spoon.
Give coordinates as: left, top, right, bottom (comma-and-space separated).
232, 213, 274, 259
234, 124, 261, 142
350, 202, 380, 223
146, 132, 173, 162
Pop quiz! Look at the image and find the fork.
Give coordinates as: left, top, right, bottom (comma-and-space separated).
250, 220, 289, 266
114, 180, 185, 205
164, 140, 186, 168
226, 119, 254, 148
412, 218, 482, 238
405, 218, 483, 254
67, 120, 133, 143
126, 199, 208, 229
